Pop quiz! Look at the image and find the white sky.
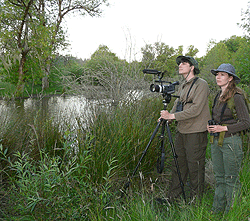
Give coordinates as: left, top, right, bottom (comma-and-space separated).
64, 0, 249, 61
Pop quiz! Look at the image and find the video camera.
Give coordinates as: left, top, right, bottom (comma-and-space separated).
143, 69, 179, 96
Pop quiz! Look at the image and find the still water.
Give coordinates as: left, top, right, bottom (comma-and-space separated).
0, 91, 144, 132
0, 95, 100, 131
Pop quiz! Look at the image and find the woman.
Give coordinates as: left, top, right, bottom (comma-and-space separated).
207, 63, 250, 214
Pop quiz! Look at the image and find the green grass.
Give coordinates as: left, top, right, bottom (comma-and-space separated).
0, 95, 249, 220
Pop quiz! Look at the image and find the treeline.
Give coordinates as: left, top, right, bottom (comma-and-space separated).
0, 0, 249, 98
0, 35, 249, 99
51, 35, 250, 98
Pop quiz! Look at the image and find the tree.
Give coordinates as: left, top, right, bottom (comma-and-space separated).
140, 42, 198, 78
203, 40, 230, 67
59, 45, 145, 105
84, 45, 122, 85
238, 1, 250, 37
141, 42, 178, 73
233, 38, 250, 86
39, 0, 109, 90
0, 0, 36, 95
81, 45, 130, 102
199, 36, 250, 91
186, 45, 199, 57
0, 0, 109, 96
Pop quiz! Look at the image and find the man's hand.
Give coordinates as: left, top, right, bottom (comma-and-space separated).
160, 110, 175, 120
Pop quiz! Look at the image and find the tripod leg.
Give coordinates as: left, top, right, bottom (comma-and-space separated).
165, 121, 186, 202
121, 119, 163, 196
157, 120, 166, 174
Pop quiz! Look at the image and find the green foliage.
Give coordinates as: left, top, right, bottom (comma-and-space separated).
1, 56, 44, 87
204, 41, 231, 67
140, 42, 199, 78
0, 101, 65, 170
186, 45, 199, 57
49, 55, 86, 85
141, 42, 179, 77
83, 45, 128, 85
0, 81, 16, 97
0, 129, 117, 220
199, 36, 250, 93
87, 96, 167, 184
0, 94, 249, 220
238, 1, 250, 37
0, 2, 249, 219
0, 61, 19, 85
233, 39, 250, 85
0, 0, 108, 95
0, 144, 92, 219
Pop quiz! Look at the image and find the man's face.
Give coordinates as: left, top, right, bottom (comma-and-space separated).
178, 61, 192, 75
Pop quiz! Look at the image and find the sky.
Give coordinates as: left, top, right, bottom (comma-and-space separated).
64, 0, 249, 61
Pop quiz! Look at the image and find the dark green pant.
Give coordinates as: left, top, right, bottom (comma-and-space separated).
211, 135, 243, 213
167, 131, 207, 200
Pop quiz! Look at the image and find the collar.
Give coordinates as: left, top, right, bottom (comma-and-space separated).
184, 76, 197, 84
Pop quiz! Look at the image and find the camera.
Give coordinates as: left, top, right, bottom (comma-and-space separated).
143, 69, 179, 96
150, 83, 177, 94
208, 120, 219, 137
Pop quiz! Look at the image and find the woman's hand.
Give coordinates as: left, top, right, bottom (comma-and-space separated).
207, 124, 228, 133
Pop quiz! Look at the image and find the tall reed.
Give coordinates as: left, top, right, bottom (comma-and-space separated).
1, 94, 249, 220
86, 95, 174, 186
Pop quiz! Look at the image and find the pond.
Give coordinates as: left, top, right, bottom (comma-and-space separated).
0, 91, 144, 133
0, 95, 101, 133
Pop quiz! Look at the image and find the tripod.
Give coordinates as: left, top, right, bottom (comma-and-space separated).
121, 93, 186, 202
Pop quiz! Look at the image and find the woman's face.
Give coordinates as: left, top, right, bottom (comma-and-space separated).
215, 72, 233, 88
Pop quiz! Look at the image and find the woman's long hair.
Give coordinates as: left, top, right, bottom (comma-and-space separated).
219, 79, 243, 102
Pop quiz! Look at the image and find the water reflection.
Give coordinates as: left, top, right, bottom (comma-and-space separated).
0, 95, 98, 131
0, 91, 144, 131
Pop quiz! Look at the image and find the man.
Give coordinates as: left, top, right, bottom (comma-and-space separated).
160, 55, 210, 202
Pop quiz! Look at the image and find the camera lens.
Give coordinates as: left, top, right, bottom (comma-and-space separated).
150, 84, 162, 93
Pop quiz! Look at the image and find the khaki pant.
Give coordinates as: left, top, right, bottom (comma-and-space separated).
211, 135, 243, 213
167, 131, 207, 201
